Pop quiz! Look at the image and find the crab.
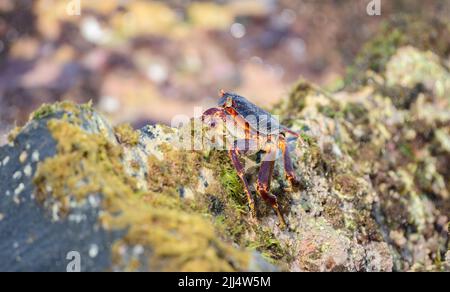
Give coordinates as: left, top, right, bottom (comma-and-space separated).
202, 90, 300, 228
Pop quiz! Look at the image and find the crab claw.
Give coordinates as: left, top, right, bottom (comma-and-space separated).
201, 107, 227, 124
219, 89, 226, 97
202, 107, 220, 122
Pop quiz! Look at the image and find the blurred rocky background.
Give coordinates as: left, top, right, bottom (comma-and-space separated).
1, 0, 449, 145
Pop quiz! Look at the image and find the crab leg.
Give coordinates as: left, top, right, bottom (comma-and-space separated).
256, 144, 287, 228
228, 140, 258, 219
281, 126, 300, 137
278, 134, 299, 188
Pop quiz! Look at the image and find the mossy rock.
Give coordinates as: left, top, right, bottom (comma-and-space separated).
274, 42, 449, 271
346, 15, 450, 89
0, 102, 274, 272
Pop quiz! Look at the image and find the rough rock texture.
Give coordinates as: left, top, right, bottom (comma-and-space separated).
0, 102, 274, 272
1, 19, 449, 272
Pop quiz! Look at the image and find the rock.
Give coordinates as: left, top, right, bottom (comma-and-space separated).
270, 44, 449, 271
0, 103, 114, 271
385, 46, 450, 97
1, 19, 449, 271
0, 102, 274, 272
346, 16, 450, 90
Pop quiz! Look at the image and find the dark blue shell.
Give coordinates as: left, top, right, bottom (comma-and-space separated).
218, 92, 282, 135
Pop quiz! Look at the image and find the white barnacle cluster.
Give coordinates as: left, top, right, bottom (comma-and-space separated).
13, 183, 25, 205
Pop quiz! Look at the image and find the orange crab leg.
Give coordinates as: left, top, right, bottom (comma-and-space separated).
228, 140, 258, 219
278, 134, 299, 188
256, 143, 287, 228
225, 108, 250, 134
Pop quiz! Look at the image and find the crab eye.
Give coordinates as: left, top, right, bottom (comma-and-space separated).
210, 121, 216, 127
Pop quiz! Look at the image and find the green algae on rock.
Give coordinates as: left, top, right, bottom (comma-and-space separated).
385, 46, 450, 99
346, 16, 450, 90
114, 123, 140, 146
273, 45, 449, 271
35, 104, 267, 271
0, 101, 274, 272
1, 25, 450, 271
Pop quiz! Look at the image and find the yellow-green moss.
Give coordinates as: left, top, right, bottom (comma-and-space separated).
7, 126, 22, 143
209, 151, 247, 211
33, 108, 251, 271
299, 132, 315, 146
273, 79, 312, 126
301, 137, 321, 167
32, 104, 58, 120
142, 133, 290, 266
334, 174, 360, 198
203, 150, 294, 264
247, 226, 291, 266
322, 196, 346, 230
31, 101, 89, 121
105, 191, 251, 272
114, 123, 140, 146
197, 151, 250, 237
318, 104, 340, 119
346, 16, 450, 88
30, 100, 94, 127
34, 119, 137, 213
147, 143, 202, 195
219, 169, 246, 207
342, 102, 368, 124
8, 101, 94, 143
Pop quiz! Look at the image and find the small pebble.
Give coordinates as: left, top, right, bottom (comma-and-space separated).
14, 183, 25, 196
24, 165, 33, 177
52, 204, 60, 222
13, 171, 22, 180
89, 244, 99, 258
31, 151, 40, 162
2, 156, 10, 166
13, 193, 21, 205
133, 245, 144, 256
88, 195, 100, 208
19, 151, 28, 163
68, 213, 86, 224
